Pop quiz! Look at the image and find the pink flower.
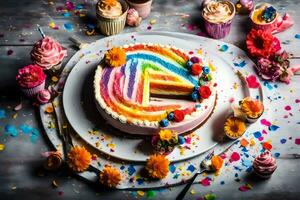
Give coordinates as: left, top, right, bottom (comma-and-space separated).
256, 57, 282, 81
16, 65, 46, 88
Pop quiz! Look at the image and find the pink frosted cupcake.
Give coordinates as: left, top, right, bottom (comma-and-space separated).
253, 151, 277, 178
16, 65, 46, 97
31, 36, 67, 72
202, 0, 236, 39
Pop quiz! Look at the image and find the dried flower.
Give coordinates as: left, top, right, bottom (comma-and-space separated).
246, 29, 281, 58
146, 154, 170, 179
104, 47, 126, 67
99, 166, 122, 188
67, 146, 92, 172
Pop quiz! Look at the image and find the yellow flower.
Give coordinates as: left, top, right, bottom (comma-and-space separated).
67, 146, 92, 172
146, 154, 170, 179
104, 47, 126, 67
99, 166, 122, 188
224, 116, 246, 139
240, 97, 264, 119
158, 129, 176, 142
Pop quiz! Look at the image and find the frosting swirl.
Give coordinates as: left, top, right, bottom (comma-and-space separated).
31, 36, 67, 70
97, 0, 123, 18
253, 151, 277, 175
202, 1, 235, 23
16, 65, 46, 88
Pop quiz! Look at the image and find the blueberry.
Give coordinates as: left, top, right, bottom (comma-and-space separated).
191, 91, 199, 101
167, 112, 174, 121
186, 61, 193, 69
194, 85, 200, 91
202, 66, 210, 75
178, 135, 185, 144
159, 119, 169, 127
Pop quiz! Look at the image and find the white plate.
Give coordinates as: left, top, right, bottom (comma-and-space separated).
61, 32, 263, 162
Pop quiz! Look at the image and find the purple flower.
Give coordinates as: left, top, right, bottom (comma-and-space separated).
256, 58, 282, 81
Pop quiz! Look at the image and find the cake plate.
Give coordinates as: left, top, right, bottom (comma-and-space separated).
40, 31, 266, 189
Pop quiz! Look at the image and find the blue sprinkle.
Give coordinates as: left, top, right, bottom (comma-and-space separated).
202, 66, 210, 74
220, 181, 225, 185
169, 164, 176, 173
269, 125, 280, 131
195, 104, 201, 109
280, 139, 287, 144
31, 128, 39, 136
0, 109, 6, 119
241, 147, 248, 152
75, 4, 84, 9
20, 124, 32, 134
234, 166, 242, 171
233, 60, 246, 68
187, 164, 196, 172
120, 165, 125, 170
235, 173, 239, 177
5, 124, 18, 137
62, 12, 71, 17
64, 23, 74, 32
219, 44, 229, 52
246, 167, 253, 173
295, 34, 300, 39
30, 134, 38, 143
136, 178, 144, 185
178, 136, 185, 145
194, 85, 200, 91
263, 81, 273, 90
167, 112, 174, 121
274, 152, 280, 158
242, 159, 252, 167
253, 131, 262, 138
128, 165, 136, 176
173, 173, 180, 179
159, 119, 169, 127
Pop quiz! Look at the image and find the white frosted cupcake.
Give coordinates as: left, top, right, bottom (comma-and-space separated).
31, 36, 67, 72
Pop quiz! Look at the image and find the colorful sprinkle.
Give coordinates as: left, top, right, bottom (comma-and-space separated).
128, 165, 136, 176
233, 60, 246, 68
230, 152, 240, 162
261, 119, 271, 127
284, 105, 291, 111
239, 183, 252, 192
5, 124, 18, 137
269, 125, 279, 131
280, 139, 287, 144
295, 34, 300, 39
246, 75, 260, 88
204, 193, 216, 200
147, 190, 156, 198
200, 177, 211, 186
240, 138, 249, 147
219, 44, 229, 52
0, 144, 5, 151
0, 109, 6, 119
262, 142, 272, 150
137, 190, 145, 197
64, 23, 74, 32
253, 131, 262, 138
295, 138, 300, 145
187, 164, 196, 172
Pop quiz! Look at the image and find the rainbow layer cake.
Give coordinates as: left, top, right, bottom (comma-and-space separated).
94, 43, 217, 135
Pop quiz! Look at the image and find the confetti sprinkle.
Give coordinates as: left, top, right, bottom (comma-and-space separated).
246, 75, 260, 88
274, 152, 280, 158
261, 119, 271, 127
147, 26, 152, 30
64, 23, 74, 32
200, 177, 211, 186
284, 105, 291, 111
239, 183, 252, 192
137, 190, 145, 196
253, 131, 262, 138
149, 19, 156, 25
0, 144, 5, 151
49, 22, 59, 29
233, 60, 246, 68
240, 138, 249, 147
45, 106, 54, 114
295, 138, 300, 145
128, 165, 136, 176
269, 125, 279, 131
295, 34, 300, 39
204, 193, 216, 200
5, 124, 18, 137
280, 139, 287, 144
0, 109, 6, 119
219, 44, 228, 52
147, 190, 156, 198
230, 152, 240, 162
187, 164, 196, 172
169, 164, 176, 173
263, 142, 272, 150
190, 189, 196, 195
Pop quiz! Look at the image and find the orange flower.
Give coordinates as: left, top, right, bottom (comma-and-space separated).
224, 116, 246, 139
100, 0, 117, 9
240, 97, 264, 119
99, 166, 122, 188
104, 47, 126, 67
211, 155, 224, 175
146, 154, 170, 179
67, 146, 92, 172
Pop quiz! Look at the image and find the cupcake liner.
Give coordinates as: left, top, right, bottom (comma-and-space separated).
126, 0, 153, 19
20, 80, 45, 98
253, 168, 274, 179
204, 19, 233, 39
96, 0, 128, 36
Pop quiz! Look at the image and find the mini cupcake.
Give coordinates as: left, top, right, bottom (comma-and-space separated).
31, 36, 67, 72
224, 116, 246, 139
240, 97, 264, 123
96, 0, 129, 36
250, 3, 279, 32
202, 0, 236, 39
16, 64, 46, 97
253, 151, 277, 178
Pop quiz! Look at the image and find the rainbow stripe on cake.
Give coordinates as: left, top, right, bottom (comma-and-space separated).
94, 43, 217, 135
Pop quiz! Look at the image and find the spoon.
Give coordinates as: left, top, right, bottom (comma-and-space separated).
176, 151, 215, 200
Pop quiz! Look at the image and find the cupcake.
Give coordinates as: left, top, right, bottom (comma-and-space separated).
31, 36, 67, 72
240, 97, 264, 123
250, 3, 279, 32
253, 151, 277, 178
202, 0, 236, 39
96, 0, 129, 36
16, 65, 46, 97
